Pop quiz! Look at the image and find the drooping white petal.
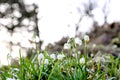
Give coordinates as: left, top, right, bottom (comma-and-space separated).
75, 38, 82, 45
64, 43, 71, 49
57, 54, 65, 60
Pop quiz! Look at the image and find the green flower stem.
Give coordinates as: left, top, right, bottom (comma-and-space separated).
48, 61, 59, 80
38, 64, 44, 80
84, 42, 88, 77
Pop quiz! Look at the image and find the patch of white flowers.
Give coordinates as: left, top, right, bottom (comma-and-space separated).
64, 43, 71, 49
50, 53, 56, 61
38, 53, 49, 65
37, 52, 66, 65
75, 37, 82, 45
79, 57, 85, 64
57, 54, 65, 60
38, 53, 44, 64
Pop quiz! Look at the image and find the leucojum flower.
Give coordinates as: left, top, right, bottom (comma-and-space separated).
84, 35, 89, 42
64, 43, 71, 49
38, 53, 44, 64
84, 35, 90, 47
57, 54, 65, 60
79, 57, 85, 64
50, 53, 56, 61
38, 53, 44, 65
38, 53, 49, 65
75, 37, 82, 45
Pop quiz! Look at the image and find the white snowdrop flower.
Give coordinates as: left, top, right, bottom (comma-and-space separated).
75, 38, 82, 45
38, 53, 44, 61
50, 53, 56, 60
79, 57, 85, 64
57, 54, 65, 60
6, 78, 15, 80
38, 53, 44, 64
64, 43, 71, 49
84, 35, 90, 42
44, 59, 49, 65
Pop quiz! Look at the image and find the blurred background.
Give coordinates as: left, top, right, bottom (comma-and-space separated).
0, 0, 120, 65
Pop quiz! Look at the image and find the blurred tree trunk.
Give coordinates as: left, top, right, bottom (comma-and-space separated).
34, 4, 41, 52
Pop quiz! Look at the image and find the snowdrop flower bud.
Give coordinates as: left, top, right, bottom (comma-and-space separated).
44, 59, 49, 65
57, 54, 65, 60
38, 53, 44, 64
79, 57, 85, 64
50, 53, 56, 61
75, 38, 82, 45
64, 43, 71, 49
84, 35, 89, 42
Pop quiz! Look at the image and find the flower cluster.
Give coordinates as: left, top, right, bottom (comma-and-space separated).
57, 54, 65, 60
75, 37, 82, 46
64, 35, 90, 50
38, 53, 66, 65
64, 43, 71, 49
64, 37, 83, 50
38, 53, 49, 65
50, 53, 56, 61
50, 53, 65, 61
